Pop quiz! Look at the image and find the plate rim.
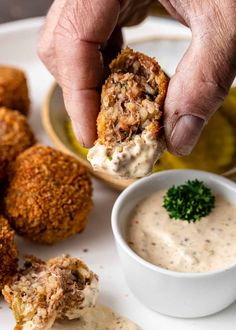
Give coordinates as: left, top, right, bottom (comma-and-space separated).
0, 16, 44, 35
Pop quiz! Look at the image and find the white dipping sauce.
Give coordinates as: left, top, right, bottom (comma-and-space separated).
127, 190, 236, 272
52, 304, 140, 330
87, 132, 165, 178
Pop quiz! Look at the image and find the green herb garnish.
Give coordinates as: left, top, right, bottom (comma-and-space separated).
163, 179, 215, 222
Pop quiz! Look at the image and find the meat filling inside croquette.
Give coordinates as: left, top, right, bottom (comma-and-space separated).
88, 48, 169, 178
99, 51, 165, 147
2, 255, 99, 330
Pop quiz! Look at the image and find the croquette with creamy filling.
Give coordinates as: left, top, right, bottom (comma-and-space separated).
2, 255, 99, 330
3, 145, 93, 244
0, 215, 18, 291
88, 47, 169, 178
0, 65, 30, 116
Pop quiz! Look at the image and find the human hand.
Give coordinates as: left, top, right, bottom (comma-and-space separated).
38, 0, 236, 155
37, 0, 153, 147
159, 0, 236, 155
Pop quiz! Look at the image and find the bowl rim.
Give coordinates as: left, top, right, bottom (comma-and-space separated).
111, 169, 236, 278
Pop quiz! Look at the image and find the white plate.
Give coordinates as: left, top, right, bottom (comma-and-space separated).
0, 16, 236, 330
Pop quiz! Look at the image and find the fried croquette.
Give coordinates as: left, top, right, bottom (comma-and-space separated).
0, 145, 11, 182
3, 145, 93, 244
0, 65, 30, 116
0, 215, 18, 291
0, 107, 35, 179
2, 255, 99, 330
88, 47, 169, 178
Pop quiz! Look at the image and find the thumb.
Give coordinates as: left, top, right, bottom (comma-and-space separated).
164, 26, 236, 156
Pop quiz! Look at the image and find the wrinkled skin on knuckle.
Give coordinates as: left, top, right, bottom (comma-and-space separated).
165, 0, 236, 105
190, 1, 236, 60
193, 24, 236, 94
53, 3, 80, 42
54, 0, 120, 43
38, 0, 156, 73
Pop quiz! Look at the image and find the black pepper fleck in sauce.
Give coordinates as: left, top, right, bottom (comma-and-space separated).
127, 189, 236, 272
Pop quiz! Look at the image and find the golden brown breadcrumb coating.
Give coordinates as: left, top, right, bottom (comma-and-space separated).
0, 145, 11, 182
0, 215, 18, 291
3, 145, 93, 244
97, 47, 168, 151
0, 66, 30, 116
0, 107, 35, 181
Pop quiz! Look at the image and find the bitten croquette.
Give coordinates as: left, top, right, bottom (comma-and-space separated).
0, 107, 35, 181
0, 215, 18, 291
0, 65, 30, 116
88, 47, 169, 178
3, 145, 93, 244
97, 47, 168, 148
3, 255, 99, 330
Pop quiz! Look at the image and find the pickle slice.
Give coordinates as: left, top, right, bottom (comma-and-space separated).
66, 121, 88, 158
155, 110, 236, 174
220, 87, 236, 128
66, 87, 236, 175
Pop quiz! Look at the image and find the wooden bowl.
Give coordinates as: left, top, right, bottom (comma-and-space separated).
42, 36, 236, 190
149, 3, 170, 17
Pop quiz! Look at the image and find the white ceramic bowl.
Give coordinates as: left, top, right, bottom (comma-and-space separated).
111, 169, 236, 318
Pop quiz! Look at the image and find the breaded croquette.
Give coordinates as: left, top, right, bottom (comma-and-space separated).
0, 145, 11, 182
0, 215, 18, 291
2, 255, 99, 330
88, 47, 169, 178
3, 145, 93, 244
0, 107, 35, 182
0, 65, 30, 116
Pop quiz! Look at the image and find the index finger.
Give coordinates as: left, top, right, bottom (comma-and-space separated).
54, 0, 120, 147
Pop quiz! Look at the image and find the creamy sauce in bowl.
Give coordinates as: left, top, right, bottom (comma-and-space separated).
127, 190, 236, 272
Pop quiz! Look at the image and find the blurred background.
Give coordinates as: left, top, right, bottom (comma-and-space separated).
0, 0, 168, 23
0, 0, 52, 23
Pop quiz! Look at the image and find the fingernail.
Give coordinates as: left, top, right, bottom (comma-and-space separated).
72, 122, 85, 147
170, 115, 205, 155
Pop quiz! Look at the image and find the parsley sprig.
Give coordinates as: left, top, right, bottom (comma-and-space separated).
163, 179, 215, 222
